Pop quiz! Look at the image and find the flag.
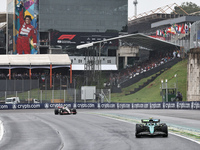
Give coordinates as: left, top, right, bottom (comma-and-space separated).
171, 26, 176, 34
156, 30, 161, 36
166, 27, 171, 34
181, 24, 185, 34
189, 23, 192, 32
185, 23, 188, 33
160, 30, 163, 36
177, 25, 182, 34
167, 26, 176, 34
174, 24, 178, 33
162, 29, 167, 37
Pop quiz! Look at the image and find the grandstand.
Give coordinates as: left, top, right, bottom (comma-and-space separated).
128, 3, 200, 52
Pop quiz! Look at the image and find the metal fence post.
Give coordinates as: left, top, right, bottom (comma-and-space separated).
5, 91, 6, 100
22, 79, 24, 100
64, 90, 65, 103
16, 91, 17, 97
60, 76, 62, 99
52, 89, 54, 103
5, 78, 8, 92
84, 88, 86, 103
93, 89, 95, 102
28, 91, 30, 103
74, 89, 76, 104
30, 78, 32, 98
165, 80, 168, 102
109, 89, 111, 103
40, 90, 42, 103
52, 76, 54, 103
38, 79, 40, 100
45, 76, 47, 100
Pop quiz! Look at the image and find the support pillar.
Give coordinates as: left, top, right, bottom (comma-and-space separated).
70, 64, 72, 84
50, 63, 52, 88
29, 68, 31, 79
9, 68, 11, 80
124, 56, 128, 68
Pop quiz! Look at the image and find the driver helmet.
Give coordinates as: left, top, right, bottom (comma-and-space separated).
149, 117, 153, 121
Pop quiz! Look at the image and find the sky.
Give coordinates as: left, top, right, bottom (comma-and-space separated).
1, 0, 200, 17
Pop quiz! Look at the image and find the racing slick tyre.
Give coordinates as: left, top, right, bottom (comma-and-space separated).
54, 109, 59, 115
71, 108, 77, 115
60, 108, 63, 115
135, 124, 142, 138
161, 124, 168, 137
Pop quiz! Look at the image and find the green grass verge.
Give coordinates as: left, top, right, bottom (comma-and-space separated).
111, 59, 187, 103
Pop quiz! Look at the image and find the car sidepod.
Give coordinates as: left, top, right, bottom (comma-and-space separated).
60, 108, 70, 115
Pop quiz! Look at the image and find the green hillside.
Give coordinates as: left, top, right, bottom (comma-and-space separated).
111, 59, 187, 103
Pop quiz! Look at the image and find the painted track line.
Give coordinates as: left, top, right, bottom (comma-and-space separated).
0, 120, 4, 141
93, 113, 200, 145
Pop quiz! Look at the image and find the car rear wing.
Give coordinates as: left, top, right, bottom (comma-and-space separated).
141, 119, 160, 123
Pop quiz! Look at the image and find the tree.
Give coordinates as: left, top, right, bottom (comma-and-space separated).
173, 2, 200, 15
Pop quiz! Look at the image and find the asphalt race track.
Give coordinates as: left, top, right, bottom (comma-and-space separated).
0, 109, 200, 150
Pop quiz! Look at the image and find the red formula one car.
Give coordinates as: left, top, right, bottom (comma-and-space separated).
54, 105, 77, 115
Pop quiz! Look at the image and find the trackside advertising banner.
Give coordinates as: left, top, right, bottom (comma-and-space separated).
14, 0, 39, 54
150, 102, 163, 109
75, 103, 97, 109
176, 102, 192, 109
117, 103, 132, 109
192, 101, 200, 110
98, 103, 117, 109
0, 102, 200, 110
133, 103, 150, 109
163, 102, 177, 109
50, 32, 118, 46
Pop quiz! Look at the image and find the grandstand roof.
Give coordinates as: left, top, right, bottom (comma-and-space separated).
151, 16, 200, 28
128, 13, 184, 33
77, 33, 180, 51
0, 54, 71, 68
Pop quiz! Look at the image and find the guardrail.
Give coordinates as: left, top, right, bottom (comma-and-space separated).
0, 101, 200, 110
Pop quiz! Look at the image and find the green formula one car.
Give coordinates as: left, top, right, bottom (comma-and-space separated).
135, 118, 168, 138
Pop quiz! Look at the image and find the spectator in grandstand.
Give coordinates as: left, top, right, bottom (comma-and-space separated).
177, 51, 180, 58
173, 50, 176, 58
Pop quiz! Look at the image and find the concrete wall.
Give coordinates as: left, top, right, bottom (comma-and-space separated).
187, 48, 200, 101
116, 46, 139, 68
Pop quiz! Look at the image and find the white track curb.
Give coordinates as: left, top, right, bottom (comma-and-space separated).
0, 120, 4, 141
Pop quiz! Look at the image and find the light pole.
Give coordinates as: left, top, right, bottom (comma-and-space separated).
165, 79, 168, 102
133, 0, 138, 16
161, 79, 164, 102
174, 74, 178, 92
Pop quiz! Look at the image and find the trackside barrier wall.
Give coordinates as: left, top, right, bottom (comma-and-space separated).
0, 102, 200, 110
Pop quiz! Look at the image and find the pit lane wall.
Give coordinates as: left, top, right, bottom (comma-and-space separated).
0, 102, 200, 110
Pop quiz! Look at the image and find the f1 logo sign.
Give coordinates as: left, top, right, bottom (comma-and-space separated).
58, 35, 76, 40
